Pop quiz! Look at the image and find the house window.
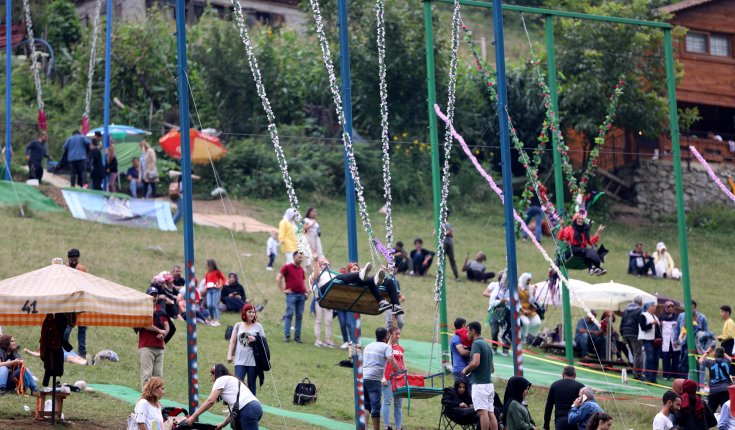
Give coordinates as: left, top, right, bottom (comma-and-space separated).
710, 34, 731, 57
685, 32, 707, 53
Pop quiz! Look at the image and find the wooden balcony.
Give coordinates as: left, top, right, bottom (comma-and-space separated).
0, 24, 26, 50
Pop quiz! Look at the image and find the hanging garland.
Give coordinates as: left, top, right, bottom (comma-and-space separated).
308, 0, 379, 265
462, 26, 562, 231
231, 1, 312, 263
82, 0, 103, 136
375, 0, 395, 273
22, 0, 46, 131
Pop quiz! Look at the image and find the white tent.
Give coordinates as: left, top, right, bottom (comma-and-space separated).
571, 281, 656, 313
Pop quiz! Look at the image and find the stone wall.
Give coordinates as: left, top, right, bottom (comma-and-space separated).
631, 160, 733, 218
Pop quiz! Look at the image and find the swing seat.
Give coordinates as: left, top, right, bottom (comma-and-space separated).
391, 370, 445, 400
315, 267, 391, 315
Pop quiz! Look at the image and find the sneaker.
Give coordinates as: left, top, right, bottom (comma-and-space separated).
92, 353, 100, 366
500, 350, 509, 357
294, 338, 303, 344
314, 340, 324, 348
266, 266, 273, 271
212, 321, 221, 326
589, 268, 596, 276
85, 354, 93, 365
409, 270, 415, 276
284, 337, 291, 343
359, 262, 373, 281
392, 305, 404, 316
377, 300, 392, 314
596, 268, 607, 276
340, 342, 350, 350
374, 268, 385, 286
486, 272, 496, 280
325, 341, 335, 348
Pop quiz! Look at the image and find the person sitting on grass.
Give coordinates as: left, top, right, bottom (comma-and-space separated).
462, 252, 496, 282
628, 242, 655, 276
315, 261, 403, 316
24, 346, 87, 366
221, 272, 247, 312
654, 242, 681, 280
558, 211, 608, 276
409, 238, 435, 276
0, 335, 39, 395
392, 241, 411, 274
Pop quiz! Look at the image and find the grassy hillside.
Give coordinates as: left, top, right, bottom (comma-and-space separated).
0, 195, 730, 429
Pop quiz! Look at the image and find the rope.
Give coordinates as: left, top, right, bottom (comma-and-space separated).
690, 145, 735, 205
21, 0, 43, 113
307, 0, 379, 267
82, 0, 103, 133
375, 0, 395, 274
230, 1, 312, 266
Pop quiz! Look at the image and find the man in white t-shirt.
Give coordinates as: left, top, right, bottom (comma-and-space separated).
653, 390, 680, 430
362, 327, 399, 430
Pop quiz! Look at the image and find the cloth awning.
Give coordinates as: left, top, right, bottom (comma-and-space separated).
0, 263, 153, 327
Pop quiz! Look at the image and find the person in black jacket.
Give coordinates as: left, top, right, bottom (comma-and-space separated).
544, 366, 585, 430
620, 296, 644, 380
441, 377, 478, 426
89, 139, 105, 190
221, 273, 247, 312
25, 132, 50, 181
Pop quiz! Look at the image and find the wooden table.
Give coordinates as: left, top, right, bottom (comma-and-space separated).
34, 390, 70, 421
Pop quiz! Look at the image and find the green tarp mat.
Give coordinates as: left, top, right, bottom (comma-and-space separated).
91, 384, 353, 430
0, 180, 61, 212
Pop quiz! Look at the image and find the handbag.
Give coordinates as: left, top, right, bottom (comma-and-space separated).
293, 378, 317, 405
227, 379, 242, 430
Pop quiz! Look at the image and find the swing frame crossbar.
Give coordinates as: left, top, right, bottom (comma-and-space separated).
421, 0, 697, 378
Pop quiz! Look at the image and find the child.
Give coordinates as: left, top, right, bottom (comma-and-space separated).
204, 259, 226, 326
266, 231, 279, 271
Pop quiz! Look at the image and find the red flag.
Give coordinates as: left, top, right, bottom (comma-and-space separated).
37, 109, 47, 131
81, 115, 90, 136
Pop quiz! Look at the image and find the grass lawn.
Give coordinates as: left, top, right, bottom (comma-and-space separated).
0, 195, 730, 429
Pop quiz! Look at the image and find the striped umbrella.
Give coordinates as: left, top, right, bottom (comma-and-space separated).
0, 262, 153, 327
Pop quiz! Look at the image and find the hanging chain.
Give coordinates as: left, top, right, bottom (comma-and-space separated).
84, 0, 103, 123
22, 0, 43, 110
308, 0, 379, 265
375, 0, 394, 274
231, 2, 312, 264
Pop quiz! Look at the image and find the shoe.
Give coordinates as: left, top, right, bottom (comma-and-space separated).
325, 341, 335, 348
455, 277, 462, 282
392, 305, 404, 316
596, 268, 607, 276
409, 270, 415, 276
266, 266, 273, 271
486, 272, 496, 280
92, 353, 100, 366
588, 268, 596, 276
284, 337, 291, 343
212, 321, 221, 326
314, 340, 324, 348
340, 342, 350, 350
374, 268, 385, 286
359, 262, 373, 281
377, 300, 392, 314
294, 338, 303, 344
500, 350, 509, 357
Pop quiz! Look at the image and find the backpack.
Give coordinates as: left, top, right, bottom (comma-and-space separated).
293, 378, 317, 405
225, 324, 235, 341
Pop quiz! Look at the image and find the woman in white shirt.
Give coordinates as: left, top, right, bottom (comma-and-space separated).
227, 303, 266, 395
638, 301, 662, 383
134, 377, 165, 430
186, 364, 262, 430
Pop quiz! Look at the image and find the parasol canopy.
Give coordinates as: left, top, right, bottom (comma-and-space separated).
572, 281, 656, 313
0, 262, 153, 327
159, 129, 227, 164
86, 124, 151, 143
532, 278, 592, 306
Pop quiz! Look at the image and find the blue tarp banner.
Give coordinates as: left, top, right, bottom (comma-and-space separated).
61, 189, 176, 231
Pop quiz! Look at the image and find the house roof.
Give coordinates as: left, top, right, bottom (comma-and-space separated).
658, 0, 718, 15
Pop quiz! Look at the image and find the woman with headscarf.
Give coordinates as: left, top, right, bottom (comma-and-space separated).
660, 301, 681, 380
675, 379, 716, 429
654, 242, 680, 280
279, 208, 298, 264
558, 212, 607, 276
221, 272, 247, 312
638, 301, 662, 383
503, 376, 535, 430
518, 273, 542, 344
441, 377, 478, 425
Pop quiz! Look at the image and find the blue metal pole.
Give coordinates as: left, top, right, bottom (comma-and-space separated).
492, 0, 522, 376
4, 0, 12, 180
337, 1, 364, 428
101, 0, 113, 187
175, 0, 198, 414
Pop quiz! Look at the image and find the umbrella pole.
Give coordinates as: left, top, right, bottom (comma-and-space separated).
51, 375, 56, 424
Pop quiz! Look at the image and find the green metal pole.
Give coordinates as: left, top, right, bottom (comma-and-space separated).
664, 28, 696, 378
423, 0, 450, 368
545, 15, 574, 366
